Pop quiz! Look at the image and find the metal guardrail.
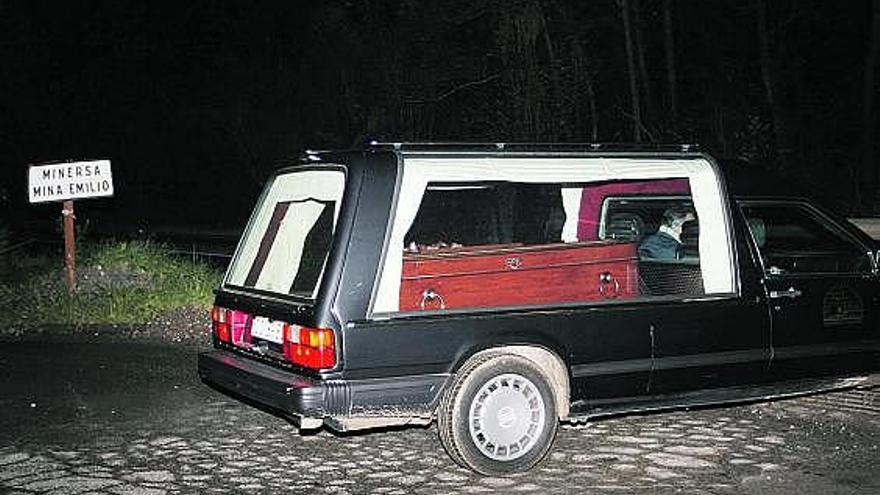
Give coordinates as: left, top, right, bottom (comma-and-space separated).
849, 218, 880, 240
0, 235, 234, 265
166, 246, 233, 263
0, 239, 36, 256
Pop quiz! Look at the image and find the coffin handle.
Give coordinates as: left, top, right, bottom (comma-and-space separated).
598, 272, 621, 298
420, 288, 447, 310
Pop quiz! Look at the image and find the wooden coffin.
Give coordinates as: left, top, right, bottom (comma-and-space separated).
400, 241, 638, 311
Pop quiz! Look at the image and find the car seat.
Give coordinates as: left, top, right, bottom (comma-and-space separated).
604, 213, 645, 242
679, 219, 700, 258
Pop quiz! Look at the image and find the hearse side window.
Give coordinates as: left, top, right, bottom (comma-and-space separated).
396, 179, 708, 312
740, 203, 872, 275
226, 169, 345, 298
371, 156, 736, 315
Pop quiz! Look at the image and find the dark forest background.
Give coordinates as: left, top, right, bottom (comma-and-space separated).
2, 0, 880, 236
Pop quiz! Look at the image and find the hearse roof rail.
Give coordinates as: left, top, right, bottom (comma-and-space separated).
299, 142, 701, 159
366, 142, 700, 154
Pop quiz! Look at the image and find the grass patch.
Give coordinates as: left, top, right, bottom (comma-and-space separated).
0, 240, 222, 328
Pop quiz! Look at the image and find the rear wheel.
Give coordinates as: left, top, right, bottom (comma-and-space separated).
438, 354, 558, 475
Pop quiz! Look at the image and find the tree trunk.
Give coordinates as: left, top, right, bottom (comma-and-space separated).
620, 0, 642, 142
633, 0, 652, 129
862, 0, 880, 210
663, 0, 678, 130
586, 76, 599, 141
755, 0, 786, 168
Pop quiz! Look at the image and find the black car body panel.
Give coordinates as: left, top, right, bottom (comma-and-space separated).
199, 144, 879, 436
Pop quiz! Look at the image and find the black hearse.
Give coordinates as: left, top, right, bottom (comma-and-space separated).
198, 144, 879, 475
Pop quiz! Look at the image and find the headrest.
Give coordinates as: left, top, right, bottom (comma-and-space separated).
605, 213, 645, 242
681, 219, 700, 246
747, 218, 766, 248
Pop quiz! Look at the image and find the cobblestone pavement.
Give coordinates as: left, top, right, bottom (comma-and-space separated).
1, 340, 878, 494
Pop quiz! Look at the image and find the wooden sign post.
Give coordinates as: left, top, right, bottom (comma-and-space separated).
28, 160, 114, 295
62, 200, 76, 294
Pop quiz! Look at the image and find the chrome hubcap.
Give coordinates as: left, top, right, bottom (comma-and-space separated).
468, 373, 546, 461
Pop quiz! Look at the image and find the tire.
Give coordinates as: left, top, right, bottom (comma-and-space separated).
438, 354, 558, 475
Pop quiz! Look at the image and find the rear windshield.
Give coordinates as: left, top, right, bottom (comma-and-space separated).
226, 168, 345, 298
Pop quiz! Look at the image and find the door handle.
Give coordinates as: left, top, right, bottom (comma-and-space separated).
769, 287, 802, 299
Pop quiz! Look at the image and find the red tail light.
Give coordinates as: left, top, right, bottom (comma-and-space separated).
284, 325, 336, 370
211, 306, 231, 343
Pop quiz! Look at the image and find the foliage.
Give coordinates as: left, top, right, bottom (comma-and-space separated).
736, 114, 776, 166
0, 223, 11, 277
1, 0, 878, 223
0, 240, 221, 328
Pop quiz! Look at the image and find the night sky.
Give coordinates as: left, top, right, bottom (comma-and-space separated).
1, 1, 878, 238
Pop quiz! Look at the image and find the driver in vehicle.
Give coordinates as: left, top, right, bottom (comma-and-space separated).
638, 206, 696, 260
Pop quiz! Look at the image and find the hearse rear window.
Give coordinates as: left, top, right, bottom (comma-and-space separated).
372, 157, 735, 314
226, 169, 345, 298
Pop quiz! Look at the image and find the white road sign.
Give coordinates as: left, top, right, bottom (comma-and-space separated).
28, 160, 114, 203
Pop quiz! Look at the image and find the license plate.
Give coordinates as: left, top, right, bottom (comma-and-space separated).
251, 317, 284, 344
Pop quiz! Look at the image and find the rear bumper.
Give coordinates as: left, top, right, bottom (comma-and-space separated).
198, 349, 328, 417
198, 349, 449, 429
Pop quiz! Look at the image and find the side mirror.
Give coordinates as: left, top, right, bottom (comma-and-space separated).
768, 265, 785, 276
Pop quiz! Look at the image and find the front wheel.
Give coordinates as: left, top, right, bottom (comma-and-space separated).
438, 354, 558, 475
